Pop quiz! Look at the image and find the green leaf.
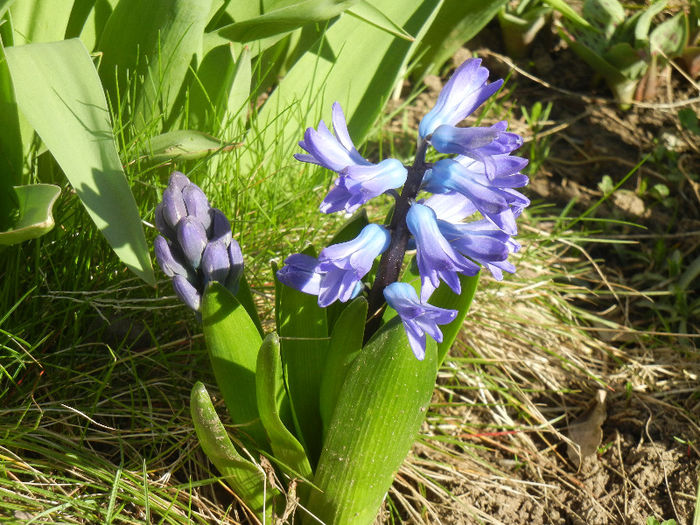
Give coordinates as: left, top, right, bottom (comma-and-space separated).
307, 317, 438, 524
141, 130, 238, 164
559, 29, 638, 106
633, 0, 666, 46
201, 281, 267, 449
235, 274, 265, 338
246, 0, 441, 171
215, 0, 358, 43
9, 0, 74, 45
0, 32, 21, 229
190, 381, 277, 521
429, 273, 479, 365
497, 7, 549, 58
583, 0, 625, 39
541, 0, 593, 30
278, 286, 329, 464
604, 42, 647, 79
345, 1, 414, 41
277, 268, 329, 466
413, 0, 508, 79
256, 332, 312, 479
0, 0, 16, 19
679, 108, 700, 135
5, 39, 154, 284
0, 184, 60, 245
97, 0, 212, 132
187, 44, 251, 135
226, 45, 252, 137
319, 296, 367, 435
650, 13, 688, 59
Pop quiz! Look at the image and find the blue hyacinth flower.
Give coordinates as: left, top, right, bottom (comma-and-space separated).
154, 172, 243, 312
276, 253, 323, 295
295, 102, 369, 172
423, 159, 518, 235
447, 219, 521, 280
406, 203, 479, 302
320, 158, 407, 214
277, 224, 391, 307
317, 223, 391, 306
419, 58, 503, 139
430, 121, 523, 179
384, 282, 458, 360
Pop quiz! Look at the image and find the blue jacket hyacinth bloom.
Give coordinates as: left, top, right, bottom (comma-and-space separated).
278, 57, 530, 360
154, 172, 243, 312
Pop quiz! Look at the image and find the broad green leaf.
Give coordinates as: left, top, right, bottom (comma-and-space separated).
429, 273, 479, 365
9, 0, 73, 45
235, 274, 265, 338
498, 7, 550, 58
413, 0, 508, 79
0, 0, 15, 19
559, 29, 638, 106
319, 296, 367, 435
256, 332, 312, 479
189, 44, 235, 132
201, 282, 267, 449
226, 46, 252, 137
5, 39, 154, 284
650, 13, 688, 59
187, 42, 252, 136
345, 1, 414, 41
276, 252, 329, 466
65, 0, 118, 51
190, 381, 276, 521
541, 0, 593, 30
98, 0, 212, 132
307, 317, 437, 524
604, 42, 647, 79
633, 0, 666, 46
141, 130, 238, 164
0, 184, 60, 245
216, 0, 358, 43
0, 32, 21, 229
583, 0, 624, 39
247, 0, 441, 171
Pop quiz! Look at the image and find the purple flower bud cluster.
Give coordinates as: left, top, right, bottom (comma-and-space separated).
281, 57, 530, 359
154, 172, 243, 312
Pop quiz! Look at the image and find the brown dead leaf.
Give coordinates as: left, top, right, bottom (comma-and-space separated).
567, 389, 608, 467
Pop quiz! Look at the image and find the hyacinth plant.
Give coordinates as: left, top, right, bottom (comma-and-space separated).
154, 57, 529, 524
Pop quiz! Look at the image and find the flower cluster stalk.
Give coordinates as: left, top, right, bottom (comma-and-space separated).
279, 57, 529, 359
366, 139, 429, 328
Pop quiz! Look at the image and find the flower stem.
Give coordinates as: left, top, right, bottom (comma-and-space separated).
365, 139, 429, 338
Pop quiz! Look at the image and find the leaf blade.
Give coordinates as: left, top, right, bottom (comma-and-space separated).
256, 332, 312, 479
201, 281, 267, 449
5, 38, 154, 283
190, 381, 276, 520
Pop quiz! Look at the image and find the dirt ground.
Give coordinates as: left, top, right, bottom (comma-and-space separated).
384, 20, 700, 525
